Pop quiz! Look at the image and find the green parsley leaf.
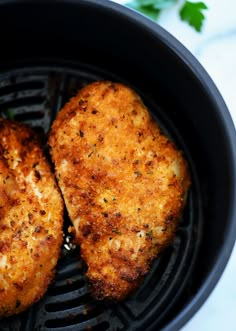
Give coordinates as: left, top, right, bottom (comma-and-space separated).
2, 108, 15, 120
112, 228, 122, 235
125, 0, 208, 32
179, 1, 208, 32
136, 0, 177, 8
146, 229, 153, 239
127, 0, 178, 20
127, 2, 161, 20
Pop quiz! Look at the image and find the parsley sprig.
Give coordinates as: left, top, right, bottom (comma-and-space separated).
126, 0, 208, 32
180, 1, 208, 32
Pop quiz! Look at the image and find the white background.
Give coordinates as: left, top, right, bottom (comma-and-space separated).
113, 0, 236, 330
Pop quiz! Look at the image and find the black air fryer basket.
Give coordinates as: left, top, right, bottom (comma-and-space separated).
0, 1, 236, 331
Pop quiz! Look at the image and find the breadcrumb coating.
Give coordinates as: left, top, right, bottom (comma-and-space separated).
0, 119, 64, 317
48, 81, 190, 301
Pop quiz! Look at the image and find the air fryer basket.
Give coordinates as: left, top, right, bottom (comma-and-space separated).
0, 64, 202, 331
0, 1, 236, 331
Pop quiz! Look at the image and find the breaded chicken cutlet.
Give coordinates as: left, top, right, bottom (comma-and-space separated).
48, 81, 191, 301
0, 119, 64, 318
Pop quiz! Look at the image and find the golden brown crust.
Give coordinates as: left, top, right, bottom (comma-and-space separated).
0, 119, 64, 317
48, 81, 191, 301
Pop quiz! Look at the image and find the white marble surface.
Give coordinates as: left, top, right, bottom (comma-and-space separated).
113, 0, 236, 330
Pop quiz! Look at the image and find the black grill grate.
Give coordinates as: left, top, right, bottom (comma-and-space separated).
0, 64, 202, 331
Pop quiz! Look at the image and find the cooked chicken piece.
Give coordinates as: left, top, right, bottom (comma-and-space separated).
0, 119, 64, 318
48, 81, 191, 301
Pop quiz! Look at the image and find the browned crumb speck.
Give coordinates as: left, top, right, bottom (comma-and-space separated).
48, 81, 191, 301
0, 119, 64, 317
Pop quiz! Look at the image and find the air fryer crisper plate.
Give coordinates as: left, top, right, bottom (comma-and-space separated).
0, 63, 202, 331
